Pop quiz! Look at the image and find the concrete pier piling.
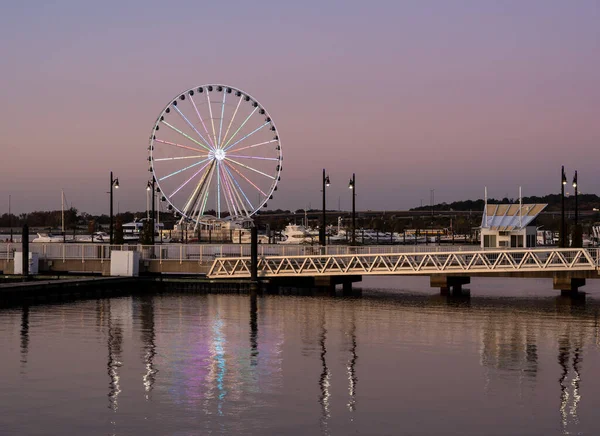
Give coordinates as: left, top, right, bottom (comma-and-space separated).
431, 275, 470, 296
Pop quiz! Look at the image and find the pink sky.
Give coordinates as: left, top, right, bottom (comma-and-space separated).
1, 1, 599, 214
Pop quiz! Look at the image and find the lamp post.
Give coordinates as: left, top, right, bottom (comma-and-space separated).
561, 166, 566, 248
146, 179, 156, 245
320, 169, 330, 246
8, 194, 12, 243
109, 171, 119, 245
572, 171, 578, 226
348, 173, 356, 245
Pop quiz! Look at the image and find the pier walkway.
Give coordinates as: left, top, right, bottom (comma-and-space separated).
207, 247, 600, 279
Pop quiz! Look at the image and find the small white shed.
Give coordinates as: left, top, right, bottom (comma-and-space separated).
480, 203, 547, 248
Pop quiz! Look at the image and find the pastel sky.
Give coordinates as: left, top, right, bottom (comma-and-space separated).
1, 0, 599, 215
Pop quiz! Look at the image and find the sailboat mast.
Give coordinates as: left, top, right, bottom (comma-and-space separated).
61, 189, 65, 234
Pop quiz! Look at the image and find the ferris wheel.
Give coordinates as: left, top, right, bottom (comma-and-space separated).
148, 84, 282, 226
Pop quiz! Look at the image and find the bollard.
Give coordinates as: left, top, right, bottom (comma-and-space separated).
22, 224, 29, 278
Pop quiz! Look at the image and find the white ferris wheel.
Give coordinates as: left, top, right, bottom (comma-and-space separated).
148, 84, 282, 227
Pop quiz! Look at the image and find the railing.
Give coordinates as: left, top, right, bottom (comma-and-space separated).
208, 248, 600, 278
0, 242, 488, 263
2, 243, 600, 270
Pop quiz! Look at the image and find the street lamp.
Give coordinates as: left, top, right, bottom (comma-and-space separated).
561, 166, 566, 248
8, 194, 12, 243
348, 173, 356, 245
320, 169, 330, 246
109, 171, 119, 245
146, 179, 157, 245
572, 170, 578, 227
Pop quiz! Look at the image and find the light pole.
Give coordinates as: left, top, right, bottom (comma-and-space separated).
561, 166, 566, 248
348, 173, 356, 245
572, 171, 578, 226
147, 179, 157, 245
320, 169, 330, 246
8, 194, 12, 243
109, 171, 119, 245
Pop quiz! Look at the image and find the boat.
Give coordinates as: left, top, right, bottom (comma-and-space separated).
32, 233, 65, 243
76, 232, 110, 243
279, 224, 317, 244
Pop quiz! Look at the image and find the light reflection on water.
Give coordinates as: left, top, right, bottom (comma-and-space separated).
2, 282, 600, 435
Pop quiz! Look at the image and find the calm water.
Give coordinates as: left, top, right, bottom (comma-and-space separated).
3, 277, 600, 435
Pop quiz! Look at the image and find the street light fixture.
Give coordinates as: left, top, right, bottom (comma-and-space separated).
320, 169, 330, 246
109, 171, 119, 245
348, 173, 356, 245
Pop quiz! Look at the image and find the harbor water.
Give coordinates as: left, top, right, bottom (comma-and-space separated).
2, 277, 600, 435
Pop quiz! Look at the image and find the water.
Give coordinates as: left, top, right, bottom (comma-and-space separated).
3, 278, 600, 435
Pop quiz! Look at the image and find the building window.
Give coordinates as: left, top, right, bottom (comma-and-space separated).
484, 235, 496, 247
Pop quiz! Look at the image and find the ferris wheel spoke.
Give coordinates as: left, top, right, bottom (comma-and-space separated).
221, 107, 259, 149
173, 105, 214, 151
154, 139, 205, 153
224, 164, 254, 213
225, 157, 276, 180
161, 120, 212, 152
217, 90, 226, 147
227, 154, 279, 161
192, 163, 216, 222
221, 96, 242, 149
216, 160, 222, 218
226, 139, 277, 154
224, 165, 246, 217
223, 122, 270, 152
221, 163, 238, 217
183, 161, 215, 217
159, 157, 211, 181
155, 154, 207, 162
206, 91, 218, 149
169, 160, 213, 198
223, 164, 251, 216
223, 160, 267, 197
189, 95, 216, 149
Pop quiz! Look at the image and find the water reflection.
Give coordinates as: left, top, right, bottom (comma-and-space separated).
318, 308, 331, 435
346, 315, 358, 413
558, 329, 583, 434
106, 301, 123, 411
20, 306, 29, 371
250, 294, 258, 366
139, 296, 158, 400
7, 292, 600, 435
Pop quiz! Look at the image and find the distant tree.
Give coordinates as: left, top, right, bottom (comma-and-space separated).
114, 217, 125, 245
139, 220, 153, 245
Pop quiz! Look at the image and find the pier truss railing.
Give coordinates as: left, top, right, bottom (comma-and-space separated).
1, 243, 535, 264
208, 248, 600, 278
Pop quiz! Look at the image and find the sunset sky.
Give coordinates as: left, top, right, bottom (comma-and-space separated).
1, 0, 599, 215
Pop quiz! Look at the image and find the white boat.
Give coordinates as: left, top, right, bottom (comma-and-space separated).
32, 233, 65, 243
279, 224, 317, 244
122, 218, 165, 242
76, 232, 110, 243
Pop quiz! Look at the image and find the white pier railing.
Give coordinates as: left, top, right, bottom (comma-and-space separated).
207, 248, 600, 278
0, 242, 509, 264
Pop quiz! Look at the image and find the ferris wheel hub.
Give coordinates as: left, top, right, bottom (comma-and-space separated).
213, 149, 226, 161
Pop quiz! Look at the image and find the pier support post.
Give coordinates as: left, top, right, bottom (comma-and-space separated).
250, 226, 258, 293
343, 281, 353, 296
553, 274, 586, 297
22, 224, 29, 279
431, 275, 470, 295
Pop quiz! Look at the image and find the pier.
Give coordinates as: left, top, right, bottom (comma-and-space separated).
2, 242, 600, 297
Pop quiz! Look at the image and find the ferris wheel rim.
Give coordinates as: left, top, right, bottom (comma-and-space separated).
148, 83, 282, 223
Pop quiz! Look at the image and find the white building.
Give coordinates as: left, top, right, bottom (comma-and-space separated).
480, 203, 547, 248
